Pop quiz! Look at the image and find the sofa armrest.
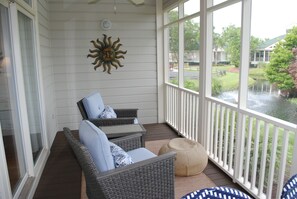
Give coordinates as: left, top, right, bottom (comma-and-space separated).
97, 151, 176, 199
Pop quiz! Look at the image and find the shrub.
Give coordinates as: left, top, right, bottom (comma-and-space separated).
212, 78, 223, 96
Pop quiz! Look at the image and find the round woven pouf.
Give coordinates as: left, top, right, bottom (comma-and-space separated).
158, 138, 208, 176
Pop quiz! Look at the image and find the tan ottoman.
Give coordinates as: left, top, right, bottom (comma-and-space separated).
158, 138, 208, 176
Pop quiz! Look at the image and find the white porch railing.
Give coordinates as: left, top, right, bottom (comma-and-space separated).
165, 83, 297, 199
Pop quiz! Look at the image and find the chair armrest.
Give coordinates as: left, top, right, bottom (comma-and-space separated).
110, 133, 142, 151
97, 151, 176, 199
89, 118, 135, 126
114, 109, 138, 118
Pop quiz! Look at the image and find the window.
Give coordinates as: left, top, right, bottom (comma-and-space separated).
184, 0, 200, 16
168, 23, 179, 86
18, 11, 43, 163
0, 1, 46, 198
164, 1, 200, 92
0, 4, 27, 194
211, 2, 242, 102
249, 0, 297, 124
184, 17, 200, 91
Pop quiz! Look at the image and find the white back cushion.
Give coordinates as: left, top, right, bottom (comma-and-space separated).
82, 92, 105, 119
79, 120, 115, 172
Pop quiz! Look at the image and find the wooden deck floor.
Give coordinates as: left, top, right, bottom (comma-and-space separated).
33, 123, 249, 199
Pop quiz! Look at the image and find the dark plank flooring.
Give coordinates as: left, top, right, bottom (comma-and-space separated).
33, 123, 250, 199
33, 131, 81, 199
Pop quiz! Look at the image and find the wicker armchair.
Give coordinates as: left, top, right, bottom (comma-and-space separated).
63, 127, 176, 199
77, 92, 138, 126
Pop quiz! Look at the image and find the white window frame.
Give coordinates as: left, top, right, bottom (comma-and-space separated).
0, 0, 48, 198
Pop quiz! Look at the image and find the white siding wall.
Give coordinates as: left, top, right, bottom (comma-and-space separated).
38, 0, 57, 146
49, 0, 158, 130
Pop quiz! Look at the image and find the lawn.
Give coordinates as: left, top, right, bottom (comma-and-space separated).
170, 65, 265, 93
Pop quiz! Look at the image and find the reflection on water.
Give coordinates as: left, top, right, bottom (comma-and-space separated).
217, 82, 297, 124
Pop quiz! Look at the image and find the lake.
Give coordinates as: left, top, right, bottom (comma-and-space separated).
217, 81, 297, 124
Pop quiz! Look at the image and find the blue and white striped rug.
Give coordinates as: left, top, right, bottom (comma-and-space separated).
181, 186, 251, 199
281, 174, 297, 199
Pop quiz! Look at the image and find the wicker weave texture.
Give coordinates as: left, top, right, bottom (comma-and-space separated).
63, 127, 176, 199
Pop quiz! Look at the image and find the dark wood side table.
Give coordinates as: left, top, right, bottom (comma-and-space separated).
99, 124, 146, 147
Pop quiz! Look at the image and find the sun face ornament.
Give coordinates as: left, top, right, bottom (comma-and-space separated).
87, 34, 127, 74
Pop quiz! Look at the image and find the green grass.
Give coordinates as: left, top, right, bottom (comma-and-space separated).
213, 65, 233, 71
288, 98, 297, 105
249, 67, 266, 80
216, 72, 256, 91
171, 65, 256, 92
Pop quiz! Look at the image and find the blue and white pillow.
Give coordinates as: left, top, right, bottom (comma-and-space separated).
99, 105, 117, 119
110, 142, 134, 168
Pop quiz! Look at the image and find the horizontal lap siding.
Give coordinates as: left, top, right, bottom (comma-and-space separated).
49, 0, 157, 130
38, 0, 57, 146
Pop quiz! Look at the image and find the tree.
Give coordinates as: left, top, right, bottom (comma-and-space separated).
250, 36, 263, 56
288, 48, 297, 89
168, 11, 200, 63
219, 25, 241, 67
265, 26, 297, 93
213, 32, 221, 65
219, 25, 263, 67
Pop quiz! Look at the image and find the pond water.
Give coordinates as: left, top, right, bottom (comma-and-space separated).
217, 81, 297, 124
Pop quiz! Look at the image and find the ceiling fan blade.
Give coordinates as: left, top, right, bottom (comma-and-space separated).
88, 0, 100, 4
129, 0, 144, 5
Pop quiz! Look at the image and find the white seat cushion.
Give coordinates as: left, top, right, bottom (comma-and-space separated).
127, 148, 156, 163
79, 120, 115, 172
82, 92, 105, 119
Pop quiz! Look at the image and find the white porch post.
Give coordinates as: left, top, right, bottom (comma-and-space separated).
156, 0, 165, 123
178, 2, 184, 88
198, 0, 213, 146
234, 0, 252, 180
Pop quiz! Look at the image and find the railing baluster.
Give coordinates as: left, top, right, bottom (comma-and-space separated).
187, 93, 191, 138
276, 130, 289, 198
205, 100, 211, 151
218, 106, 225, 164
194, 95, 197, 141
173, 87, 175, 126
258, 122, 270, 196
266, 126, 279, 198
291, 130, 297, 177
188, 93, 191, 138
179, 90, 183, 133
223, 108, 230, 168
237, 114, 246, 180
228, 110, 236, 172
190, 93, 192, 138
195, 97, 199, 142
169, 86, 172, 124
209, 102, 215, 156
214, 104, 220, 160
251, 119, 261, 190
184, 92, 189, 137
244, 116, 254, 184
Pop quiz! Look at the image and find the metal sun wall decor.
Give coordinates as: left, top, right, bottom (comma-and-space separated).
87, 34, 127, 74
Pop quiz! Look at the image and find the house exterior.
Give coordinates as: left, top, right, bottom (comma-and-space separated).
251, 35, 285, 66
1, 1, 297, 199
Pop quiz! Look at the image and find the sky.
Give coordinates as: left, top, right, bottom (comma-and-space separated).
186, 0, 297, 40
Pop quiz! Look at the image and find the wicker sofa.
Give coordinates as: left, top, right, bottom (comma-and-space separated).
63, 127, 176, 199
77, 92, 138, 126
